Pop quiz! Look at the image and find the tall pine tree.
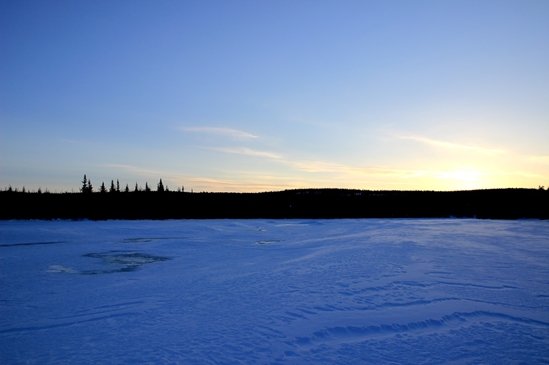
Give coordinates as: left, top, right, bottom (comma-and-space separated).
81, 175, 88, 193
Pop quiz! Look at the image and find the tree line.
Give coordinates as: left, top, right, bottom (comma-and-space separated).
2, 174, 548, 195
1, 182, 548, 220
80, 175, 180, 194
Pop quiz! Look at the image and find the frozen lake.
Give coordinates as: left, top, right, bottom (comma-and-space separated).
1, 219, 549, 364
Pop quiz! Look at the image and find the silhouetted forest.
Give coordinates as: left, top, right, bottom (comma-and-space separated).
1, 175, 548, 220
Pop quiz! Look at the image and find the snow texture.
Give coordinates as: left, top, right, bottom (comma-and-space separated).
1, 219, 548, 364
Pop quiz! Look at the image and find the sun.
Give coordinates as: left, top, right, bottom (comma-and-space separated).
437, 168, 484, 190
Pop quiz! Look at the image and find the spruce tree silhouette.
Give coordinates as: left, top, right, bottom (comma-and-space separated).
109, 180, 116, 193
145, 182, 151, 192
157, 179, 165, 193
81, 175, 93, 193
124, 184, 129, 193
134, 183, 139, 192
100, 182, 107, 193
81, 175, 89, 193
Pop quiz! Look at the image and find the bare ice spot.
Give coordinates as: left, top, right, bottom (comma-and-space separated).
47, 265, 77, 273
81, 251, 170, 275
256, 240, 281, 245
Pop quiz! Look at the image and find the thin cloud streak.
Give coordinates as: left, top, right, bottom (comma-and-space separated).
288, 160, 431, 180
188, 177, 292, 192
101, 163, 188, 188
210, 143, 427, 180
209, 147, 283, 160
398, 135, 506, 155
528, 155, 549, 165
101, 163, 169, 178
181, 126, 258, 140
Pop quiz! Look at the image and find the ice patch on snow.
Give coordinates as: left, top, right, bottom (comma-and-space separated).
47, 264, 77, 274
256, 239, 281, 245
81, 251, 171, 274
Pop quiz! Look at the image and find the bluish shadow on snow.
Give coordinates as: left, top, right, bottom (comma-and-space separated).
121, 237, 185, 244
0, 241, 65, 248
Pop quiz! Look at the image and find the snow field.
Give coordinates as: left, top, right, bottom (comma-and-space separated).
1, 219, 548, 364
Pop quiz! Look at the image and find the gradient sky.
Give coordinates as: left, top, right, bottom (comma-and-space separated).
1, 0, 548, 192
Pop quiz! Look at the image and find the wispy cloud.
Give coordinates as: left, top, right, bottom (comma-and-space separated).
100, 163, 189, 187
209, 146, 283, 160
188, 177, 292, 192
398, 135, 506, 155
209, 145, 422, 181
289, 161, 377, 174
528, 155, 549, 165
288, 160, 429, 180
181, 126, 258, 140
101, 163, 168, 178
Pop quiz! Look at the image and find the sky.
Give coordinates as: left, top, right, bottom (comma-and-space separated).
1, 0, 548, 192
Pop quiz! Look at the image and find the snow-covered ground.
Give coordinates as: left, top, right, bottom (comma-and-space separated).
1, 219, 548, 364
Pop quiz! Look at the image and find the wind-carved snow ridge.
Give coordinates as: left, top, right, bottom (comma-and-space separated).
292, 309, 549, 352
1, 219, 548, 364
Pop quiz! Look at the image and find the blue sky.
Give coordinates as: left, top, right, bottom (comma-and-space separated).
1, 0, 548, 192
